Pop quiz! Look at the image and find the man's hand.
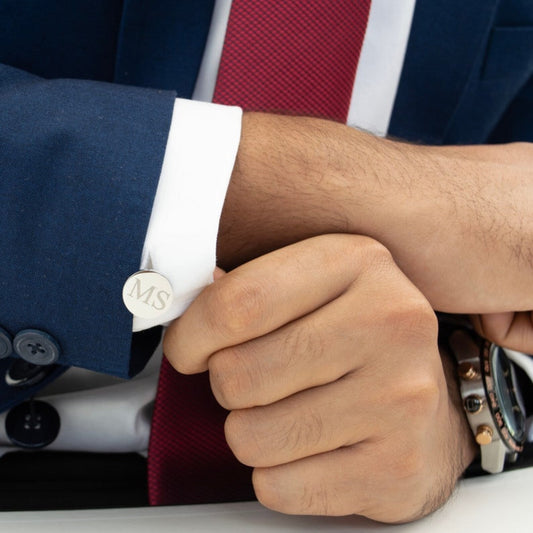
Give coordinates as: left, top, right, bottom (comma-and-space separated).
164, 235, 476, 523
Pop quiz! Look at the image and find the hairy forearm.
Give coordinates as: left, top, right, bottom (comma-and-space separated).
218, 112, 398, 267
218, 113, 533, 314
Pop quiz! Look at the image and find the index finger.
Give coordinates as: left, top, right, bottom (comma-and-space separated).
164, 234, 391, 374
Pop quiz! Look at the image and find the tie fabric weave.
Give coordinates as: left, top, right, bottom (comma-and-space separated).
148, 0, 371, 506
148, 359, 254, 504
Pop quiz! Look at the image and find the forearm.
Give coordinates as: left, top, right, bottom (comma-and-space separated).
218, 112, 397, 268
218, 113, 533, 314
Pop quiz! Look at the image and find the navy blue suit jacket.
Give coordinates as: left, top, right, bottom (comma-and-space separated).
0, 0, 532, 412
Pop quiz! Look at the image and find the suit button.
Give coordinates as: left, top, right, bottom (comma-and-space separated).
5, 359, 58, 388
0, 327, 12, 359
13, 329, 61, 365
5, 400, 60, 449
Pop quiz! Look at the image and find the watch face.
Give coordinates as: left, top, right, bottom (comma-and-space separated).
489, 344, 526, 445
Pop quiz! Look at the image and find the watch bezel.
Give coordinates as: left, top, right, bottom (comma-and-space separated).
480, 341, 525, 453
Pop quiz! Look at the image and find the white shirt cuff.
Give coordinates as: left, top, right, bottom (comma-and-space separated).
132, 98, 242, 332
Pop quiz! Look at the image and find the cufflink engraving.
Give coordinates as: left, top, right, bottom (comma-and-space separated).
123, 270, 173, 319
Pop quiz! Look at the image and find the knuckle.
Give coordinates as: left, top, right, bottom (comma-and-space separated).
300, 481, 331, 515
351, 443, 431, 523
205, 275, 270, 340
373, 500, 428, 525
322, 235, 393, 278
209, 347, 256, 409
252, 468, 284, 513
225, 403, 326, 467
390, 446, 427, 481
402, 297, 436, 332
379, 452, 440, 523
386, 297, 438, 346
395, 370, 442, 420
282, 322, 323, 367
224, 410, 263, 466
353, 237, 394, 269
252, 469, 287, 513
253, 469, 332, 516
270, 405, 326, 456
359, 236, 392, 259
167, 356, 196, 376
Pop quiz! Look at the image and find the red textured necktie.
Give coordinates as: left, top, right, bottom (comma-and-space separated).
148, 0, 371, 506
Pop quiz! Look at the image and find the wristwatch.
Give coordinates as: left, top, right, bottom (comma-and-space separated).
447, 328, 526, 474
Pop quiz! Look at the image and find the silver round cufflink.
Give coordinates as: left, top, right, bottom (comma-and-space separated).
122, 270, 174, 319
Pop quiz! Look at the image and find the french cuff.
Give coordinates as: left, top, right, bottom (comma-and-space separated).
126, 98, 242, 332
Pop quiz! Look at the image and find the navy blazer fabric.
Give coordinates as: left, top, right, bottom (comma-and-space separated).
0, 0, 531, 411
0, 0, 214, 388
390, 0, 533, 144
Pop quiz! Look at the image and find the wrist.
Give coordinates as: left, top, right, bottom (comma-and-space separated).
382, 142, 533, 314
218, 112, 358, 268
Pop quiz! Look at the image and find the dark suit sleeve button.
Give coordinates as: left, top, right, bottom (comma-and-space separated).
5, 359, 58, 388
13, 330, 61, 365
5, 400, 60, 449
0, 327, 13, 359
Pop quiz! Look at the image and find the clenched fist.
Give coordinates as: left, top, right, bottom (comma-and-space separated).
164, 235, 476, 523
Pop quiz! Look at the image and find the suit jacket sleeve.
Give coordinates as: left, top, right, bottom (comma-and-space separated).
0, 63, 176, 378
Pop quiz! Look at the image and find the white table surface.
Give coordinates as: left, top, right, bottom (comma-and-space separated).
0, 466, 530, 532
